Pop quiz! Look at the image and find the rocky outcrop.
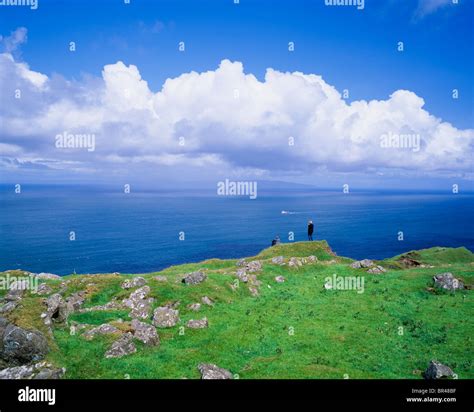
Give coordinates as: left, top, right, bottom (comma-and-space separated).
182, 271, 207, 285
433, 273, 464, 291
152, 307, 179, 328
123, 286, 154, 319
198, 363, 233, 379
201, 296, 214, 306
121, 277, 147, 290
1, 321, 49, 366
131, 319, 159, 346
423, 361, 454, 379
0, 361, 65, 379
153, 275, 167, 282
105, 333, 136, 359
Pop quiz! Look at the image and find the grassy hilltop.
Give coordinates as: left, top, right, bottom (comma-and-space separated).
1, 241, 473, 379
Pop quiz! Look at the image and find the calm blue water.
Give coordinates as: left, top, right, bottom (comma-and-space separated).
0, 185, 473, 275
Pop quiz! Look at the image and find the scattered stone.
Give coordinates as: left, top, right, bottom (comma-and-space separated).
350, 259, 374, 269
271, 256, 285, 265
153, 275, 167, 282
201, 296, 214, 306
236, 268, 249, 283
288, 257, 303, 268
187, 303, 201, 311
36, 283, 53, 296
307, 255, 318, 263
236, 259, 246, 267
131, 319, 159, 346
246, 260, 262, 273
182, 271, 207, 285
121, 277, 147, 289
105, 333, 136, 359
433, 273, 464, 291
198, 363, 233, 380
1, 323, 49, 365
0, 362, 65, 380
123, 286, 154, 319
367, 265, 387, 274
187, 318, 208, 329
423, 361, 454, 379
275, 276, 285, 283
152, 306, 179, 328
82, 323, 120, 340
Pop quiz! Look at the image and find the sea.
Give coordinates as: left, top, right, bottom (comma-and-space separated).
1, 185, 473, 275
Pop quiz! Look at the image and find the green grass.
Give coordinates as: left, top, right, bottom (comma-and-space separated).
1, 241, 473, 379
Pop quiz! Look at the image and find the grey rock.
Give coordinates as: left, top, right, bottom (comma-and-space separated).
246, 260, 262, 273
0, 301, 18, 314
288, 257, 303, 268
121, 277, 147, 289
350, 259, 374, 269
1, 324, 49, 365
123, 286, 154, 320
275, 276, 285, 283
152, 306, 179, 328
44, 293, 71, 326
236, 259, 246, 267
198, 363, 233, 380
236, 268, 249, 283
187, 318, 208, 329
424, 361, 454, 379
433, 273, 464, 291
131, 319, 159, 346
82, 323, 119, 340
0, 361, 65, 379
367, 265, 386, 274
153, 275, 167, 282
201, 296, 214, 306
271, 256, 285, 265
66, 291, 86, 311
307, 255, 318, 263
36, 283, 53, 296
182, 271, 207, 285
105, 333, 136, 359
187, 303, 201, 311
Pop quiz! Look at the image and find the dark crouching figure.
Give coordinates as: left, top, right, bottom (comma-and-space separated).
307, 220, 314, 241
271, 235, 281, 246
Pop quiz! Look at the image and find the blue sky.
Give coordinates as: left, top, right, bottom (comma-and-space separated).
0, 0, 473, 189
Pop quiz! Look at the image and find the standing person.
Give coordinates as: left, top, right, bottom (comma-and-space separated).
307, 220, 314, 241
